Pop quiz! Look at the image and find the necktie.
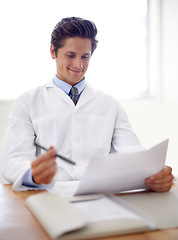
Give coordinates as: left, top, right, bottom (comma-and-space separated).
70, 86, 78, 105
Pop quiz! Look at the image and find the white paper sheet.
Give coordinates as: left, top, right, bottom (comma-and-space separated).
74, 139, 168, 195
49, 139, 168, 197
49, 180, 80, 197
48, 181, 104, 201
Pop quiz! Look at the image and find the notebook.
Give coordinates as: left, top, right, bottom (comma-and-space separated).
26, 186, 178, 240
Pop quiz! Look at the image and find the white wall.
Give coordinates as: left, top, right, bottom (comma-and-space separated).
121, 100, 178, 177
121, 0, 178, 177
162, 0, 178, 103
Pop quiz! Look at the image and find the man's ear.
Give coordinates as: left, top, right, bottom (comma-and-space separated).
50, 45, 56, 59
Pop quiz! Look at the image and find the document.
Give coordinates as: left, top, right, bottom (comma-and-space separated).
74, 139, 168, 195
49, 139, 168, 197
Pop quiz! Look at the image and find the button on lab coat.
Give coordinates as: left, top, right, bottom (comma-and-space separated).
2, 81, 142, 191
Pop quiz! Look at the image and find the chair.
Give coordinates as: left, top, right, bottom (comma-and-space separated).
0, 100, 14, 183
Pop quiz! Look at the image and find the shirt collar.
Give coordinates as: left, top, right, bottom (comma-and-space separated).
53, 75, 86, 95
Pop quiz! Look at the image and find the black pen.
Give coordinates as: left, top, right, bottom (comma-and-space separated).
34, 142, 76, 165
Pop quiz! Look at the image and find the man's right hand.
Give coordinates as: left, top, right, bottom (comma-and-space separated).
31, 146, 57, 185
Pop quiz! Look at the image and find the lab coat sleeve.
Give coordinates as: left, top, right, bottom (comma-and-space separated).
2, 96, 54, 191
22, 168, 55, 190
111, 102, 145, 153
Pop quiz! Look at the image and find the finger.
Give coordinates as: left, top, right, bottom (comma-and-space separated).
146, 173, 174, 185
31, 147, 57, 184
33, 162, 57, 184
146, 166, 172, 182
155, 166, 172, 179
33, 164, 57, 184
145, 165, 175, 192
32, 158, 57, 178
32, 147, 57, 168
146, 180, 174, 192
145, 175, 174, 192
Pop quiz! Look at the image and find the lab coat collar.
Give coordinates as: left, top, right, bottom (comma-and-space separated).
45, 80, 94, 108
45, 81, 54, 88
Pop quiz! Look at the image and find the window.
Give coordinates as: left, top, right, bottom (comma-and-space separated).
0, 0, 148, 99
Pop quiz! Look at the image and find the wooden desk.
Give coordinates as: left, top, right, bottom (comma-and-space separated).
0, 184, 178, 240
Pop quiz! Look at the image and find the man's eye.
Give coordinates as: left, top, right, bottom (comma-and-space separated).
82, 55, 90, 59
67, 55, 75, 58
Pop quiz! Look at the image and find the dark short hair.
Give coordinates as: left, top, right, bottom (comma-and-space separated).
51, 17, 98, 56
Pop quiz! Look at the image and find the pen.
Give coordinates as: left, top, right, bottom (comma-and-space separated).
34, 142, 76, 165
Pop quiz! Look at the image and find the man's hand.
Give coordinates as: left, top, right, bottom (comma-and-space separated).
145, 166, 174, 192
31, 146, 57, 185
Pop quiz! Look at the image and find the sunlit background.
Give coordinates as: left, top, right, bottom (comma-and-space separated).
0, 0, 148, 99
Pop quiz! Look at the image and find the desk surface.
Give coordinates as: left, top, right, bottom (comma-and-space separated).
0, 184, 178, 240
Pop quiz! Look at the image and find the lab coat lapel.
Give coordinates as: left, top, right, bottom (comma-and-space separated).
76, 83, 94, 108
46, 81, 74, 106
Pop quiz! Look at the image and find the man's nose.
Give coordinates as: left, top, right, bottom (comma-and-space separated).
74, 57, 83, 68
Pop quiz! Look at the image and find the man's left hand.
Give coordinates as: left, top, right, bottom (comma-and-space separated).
145, 166, 174, 192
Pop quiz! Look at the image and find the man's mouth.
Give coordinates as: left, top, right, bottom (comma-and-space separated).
68, 68, 83, 73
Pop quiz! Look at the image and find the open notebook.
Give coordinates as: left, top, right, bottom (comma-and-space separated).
26, 188, 178, 240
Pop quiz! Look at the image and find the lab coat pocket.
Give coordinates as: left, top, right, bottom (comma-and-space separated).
87, 115, 115, 150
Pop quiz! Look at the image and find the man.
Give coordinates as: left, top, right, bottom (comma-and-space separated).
2, 17, 174, 192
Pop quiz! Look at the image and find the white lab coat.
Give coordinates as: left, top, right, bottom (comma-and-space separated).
2, 81, 143, 191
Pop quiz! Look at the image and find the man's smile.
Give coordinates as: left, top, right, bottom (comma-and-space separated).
68, 67, 84, 74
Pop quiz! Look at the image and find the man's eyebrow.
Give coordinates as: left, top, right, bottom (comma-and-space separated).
83, 53, 91, 56
66, 51, 76, 54
66, 51, 91, 55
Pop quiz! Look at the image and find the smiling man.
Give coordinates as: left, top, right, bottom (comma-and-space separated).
2, 17, 174, 192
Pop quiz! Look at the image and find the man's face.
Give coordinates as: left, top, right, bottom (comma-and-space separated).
50, 37, 92, 86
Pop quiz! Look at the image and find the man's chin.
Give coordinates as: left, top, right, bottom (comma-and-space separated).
67, 77, 84, 85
